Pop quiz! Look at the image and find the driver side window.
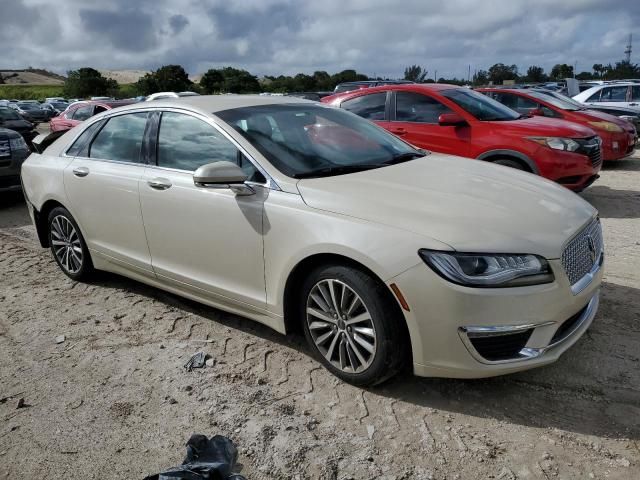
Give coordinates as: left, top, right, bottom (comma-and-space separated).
395, 92, 454, 123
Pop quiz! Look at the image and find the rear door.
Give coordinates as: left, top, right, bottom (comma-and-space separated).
586, 85, 630, 107
63, 111, 153, 274
390, 91, 471, 156
339, 92, 391, 131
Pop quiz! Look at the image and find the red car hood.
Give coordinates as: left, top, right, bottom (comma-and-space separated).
486, 116, 597, 138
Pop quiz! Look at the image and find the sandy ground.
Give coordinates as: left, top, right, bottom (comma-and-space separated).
1, 155, 639, 479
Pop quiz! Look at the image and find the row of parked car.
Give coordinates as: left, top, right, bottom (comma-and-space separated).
319, 82, 638, 191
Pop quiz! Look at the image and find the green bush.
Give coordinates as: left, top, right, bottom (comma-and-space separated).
0, 84, 65, 101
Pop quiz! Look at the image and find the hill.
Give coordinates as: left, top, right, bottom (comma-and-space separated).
0, 69, 65, 85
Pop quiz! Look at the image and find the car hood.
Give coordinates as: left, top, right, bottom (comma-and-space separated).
579, 109, 635, 131
297, 154, 596, 259
486, 115, 596, 138
0, 119, 34, 131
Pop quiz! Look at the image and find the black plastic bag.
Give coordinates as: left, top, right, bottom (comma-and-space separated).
144, 434, 246, 480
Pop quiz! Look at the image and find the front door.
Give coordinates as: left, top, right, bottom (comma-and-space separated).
139, 111, 267, 309
390, 91, 471, 156
63, 112, 152, 273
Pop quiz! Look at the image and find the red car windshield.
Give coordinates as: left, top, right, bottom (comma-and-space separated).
527, 90, 584, 111
442, 89, 521, 121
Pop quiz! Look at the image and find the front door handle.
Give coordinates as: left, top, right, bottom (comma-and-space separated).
147, 177, 172, 190
390, 128, 407, 136
72, 166, 89, 177
630, 103, 638, 106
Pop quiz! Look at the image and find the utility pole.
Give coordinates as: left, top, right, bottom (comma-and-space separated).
468, 65, 471, 83
625, 33, 632, 63
434, 70, 437, 82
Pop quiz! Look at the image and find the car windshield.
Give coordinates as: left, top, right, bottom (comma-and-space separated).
441, 88, 521, 121
527, 90, 583, 111
217, 104, 424, 178
0, 108, 22, 120
51, 102, 69, 109
17, 103, 39, 110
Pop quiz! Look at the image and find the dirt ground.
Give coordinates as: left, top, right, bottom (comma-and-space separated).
1, 154, 639, 479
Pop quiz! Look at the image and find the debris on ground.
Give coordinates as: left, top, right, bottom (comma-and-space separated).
55, 335, 65, 344
183, 351, 207, 372
144, 434, 246, 480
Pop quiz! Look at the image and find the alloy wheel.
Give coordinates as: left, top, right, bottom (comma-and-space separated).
50, 215, 83, 274
306, 279, 377, 373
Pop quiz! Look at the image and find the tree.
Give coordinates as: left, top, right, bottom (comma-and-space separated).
525, 65, 546, 83
604, 60, 640, 80
199, 67, 260, 93
330, 69, 368, 85
592, 63, 605, 78
576, 71, 594, 81
472, 70, 489, 86
550, 63, 574, 80
64, 67, 118, 98
404, 65, 428, 82
487, 63, 518, 84
136, 65, 192, 95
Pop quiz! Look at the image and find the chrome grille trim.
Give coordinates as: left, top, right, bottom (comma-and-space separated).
0, 139, 10, 159
561, 218, 604, 293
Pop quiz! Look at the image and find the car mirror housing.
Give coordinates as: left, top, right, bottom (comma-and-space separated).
530, 108, 544, 117
193, 161, 254, 196
438, 113, 467, 127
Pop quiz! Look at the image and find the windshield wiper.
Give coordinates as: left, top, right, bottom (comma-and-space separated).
383, 151, 425, 165
293, 164, 383, 179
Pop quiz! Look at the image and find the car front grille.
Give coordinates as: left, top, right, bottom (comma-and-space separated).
0, 139, 10, 159
561, 218, 603, 286
575, 136, 602, 169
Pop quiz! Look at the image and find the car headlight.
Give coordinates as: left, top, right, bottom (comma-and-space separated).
588, 121, 624, 133
418, 250, 554, 287
9, 137, 29, 151
526, 137, 580, 152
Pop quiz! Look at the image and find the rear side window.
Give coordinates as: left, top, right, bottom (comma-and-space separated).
599, 86, 628, 102
341, 93, 387, 120
156, 112, 240, 171
71, 105, 94, 121
395, 92, 454, 123
632, 86, 640, 102
66, 120, 104, 157
89, 113, 148, 163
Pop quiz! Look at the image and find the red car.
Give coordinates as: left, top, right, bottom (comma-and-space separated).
479, 88, 636, 161
322, 84, 602, 191
50, 100, 135, 133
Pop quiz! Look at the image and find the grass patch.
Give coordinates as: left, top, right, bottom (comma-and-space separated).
0, 83, 139, 101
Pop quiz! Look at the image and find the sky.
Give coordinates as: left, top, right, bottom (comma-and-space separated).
2, 0, 639, 79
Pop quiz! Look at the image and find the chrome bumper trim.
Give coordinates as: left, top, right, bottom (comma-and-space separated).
458, 292, 599, 365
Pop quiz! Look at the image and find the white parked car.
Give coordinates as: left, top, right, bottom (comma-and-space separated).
146, 91, 200, 101
21, 95, 603, 385
573, 82, 640, 108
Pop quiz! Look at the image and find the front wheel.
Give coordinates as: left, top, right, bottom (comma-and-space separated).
47, 206, 94, 281
300, 265, 407, 386
491, 158, 528, 171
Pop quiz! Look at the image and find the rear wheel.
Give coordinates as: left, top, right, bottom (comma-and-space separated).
47, 207, 93, 281
300, 264, 407, 386
491, 158, 528, 171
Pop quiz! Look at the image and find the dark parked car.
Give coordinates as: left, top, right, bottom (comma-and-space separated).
12, 102, 50, 122
0, 107, 37, 144
573, 103, 640, 131
333, 80, 414, 94
0, 128, 31, 192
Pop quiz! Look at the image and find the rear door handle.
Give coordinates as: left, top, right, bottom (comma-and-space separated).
72, 166, 89, 177
630, 103, 639, 106
147, 177, 172, 190
390, 128, 407, 136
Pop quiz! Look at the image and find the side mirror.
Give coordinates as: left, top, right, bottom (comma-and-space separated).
193, 161, 254, 196
529, 108, 544, 116
438, 113, 467, 127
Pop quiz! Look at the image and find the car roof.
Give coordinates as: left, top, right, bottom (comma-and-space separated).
107, 94, 314, 114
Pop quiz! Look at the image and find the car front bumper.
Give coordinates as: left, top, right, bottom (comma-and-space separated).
389, 257, 602, 379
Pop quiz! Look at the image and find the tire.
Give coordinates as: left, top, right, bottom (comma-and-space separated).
491, 158, 528, 171
47, 206, 94, 281
300, 264, 407, 386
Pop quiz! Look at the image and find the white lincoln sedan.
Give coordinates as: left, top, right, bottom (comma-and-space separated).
21, 95, 603, 386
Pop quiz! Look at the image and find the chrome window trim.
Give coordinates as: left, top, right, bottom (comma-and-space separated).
458, 292, 599, 365
62, 106, 280, 191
